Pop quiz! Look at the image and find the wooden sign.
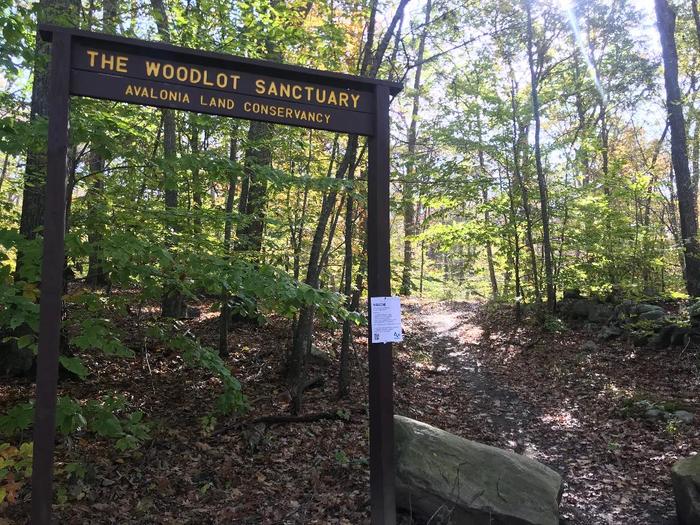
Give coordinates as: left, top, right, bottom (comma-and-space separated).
38, 26, 401, 135
32, 24, 401, 525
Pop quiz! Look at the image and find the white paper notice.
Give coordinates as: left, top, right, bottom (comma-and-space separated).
370, 296, 403, 343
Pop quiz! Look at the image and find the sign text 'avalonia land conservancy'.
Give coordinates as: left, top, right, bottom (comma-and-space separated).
68, 37, 379, 135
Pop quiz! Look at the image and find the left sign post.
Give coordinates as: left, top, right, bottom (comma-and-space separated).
30, 30, 71, 525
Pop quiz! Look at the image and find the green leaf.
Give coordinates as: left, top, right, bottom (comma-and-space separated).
59, 356, 89, 380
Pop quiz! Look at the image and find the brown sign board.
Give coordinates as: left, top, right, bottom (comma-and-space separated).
39, 25, 400, 135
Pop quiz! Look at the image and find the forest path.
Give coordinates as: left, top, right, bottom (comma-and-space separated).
396, 300, 680, 525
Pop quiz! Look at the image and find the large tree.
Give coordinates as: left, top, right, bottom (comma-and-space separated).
656, 0, 700, 296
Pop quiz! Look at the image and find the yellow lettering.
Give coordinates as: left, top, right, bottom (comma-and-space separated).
115, 55, 128, 73
280, 83, 290, 98
304, 86, 313, 101
255, 80, 266, 95
324, 114, 330, 123
216, 73, 228, 88
101, 53, 115, 71
286, 107, 293, 119
230, 75, 240, 90
183, 93, 190, 103
292, 85, 302, 100
202, 70, 214, 87
190, 68, 202, 85
176, 66, 188, 82
244, 101, 252, 112
125, 84, 134, 95
315, 89, 326, 104
350, 94, 360, 109
268, 82, 278, 96
145, 61, 161, 77
162, 64, 174, 79
339, 92, 349, 107
86, 50, 99, 67
327, 91, 337, 106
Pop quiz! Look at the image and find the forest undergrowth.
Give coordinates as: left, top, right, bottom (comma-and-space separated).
1, 298, 697, 524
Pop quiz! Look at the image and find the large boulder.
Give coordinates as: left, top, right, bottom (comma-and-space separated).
672, 454, 700, 524
394, 416, 563, 525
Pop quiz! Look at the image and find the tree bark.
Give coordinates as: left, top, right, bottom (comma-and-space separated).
219, 128, 239, 356
150, 0, 186, 317
86, 0, 117, 287
18, 0, 78, 247
400, 0, 432, 296
656, 0, 700, 296
509, 74, 541, 307
526, 1, 555, 311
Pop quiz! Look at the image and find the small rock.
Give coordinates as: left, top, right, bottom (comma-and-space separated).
579, 341, 598, 352
688, 300, 700, 320
308, 345, 332, 365
671, 327, 690, 347
645, 408, 664, 421
651, 325, 676, 350
674, 411, 695, 425
631, 332, 650, 347
598, 326, 623, 341
639, 309, 666, 321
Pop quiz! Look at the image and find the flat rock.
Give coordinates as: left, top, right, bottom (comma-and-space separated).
674, 411, 695, 425
395, 415, 562, 525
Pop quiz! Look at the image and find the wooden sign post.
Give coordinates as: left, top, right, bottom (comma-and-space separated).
32, 25, 401, 524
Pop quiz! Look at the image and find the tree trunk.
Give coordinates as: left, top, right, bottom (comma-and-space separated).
86, 0, 117, 288
235, 121, 272, 252
149, 0, 185, 317
510, 75, 541, 306
526, 1, 555, 311
219, 129, 239, 356
337, 164, 357, 399
288, 136, 358, 413
18, 0, 78, 246
656, 0, 700, 296
400, 0, 431, 296
477, 110, 497, 298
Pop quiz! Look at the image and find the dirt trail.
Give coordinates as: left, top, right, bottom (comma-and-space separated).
396, 300, 683, 525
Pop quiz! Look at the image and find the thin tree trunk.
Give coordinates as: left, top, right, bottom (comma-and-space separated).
0, 154, 9, 196
656, 0, 700, 296
526, 1, 555, 311
150, 0, 185, 317
219, 128, 238, 356
338, 162, 357, 399
400, 0, 431, 296
477, 111, 497, 298
510, 75, 541, 306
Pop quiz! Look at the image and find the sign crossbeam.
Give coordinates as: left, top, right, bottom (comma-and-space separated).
32, 24, 401, 525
